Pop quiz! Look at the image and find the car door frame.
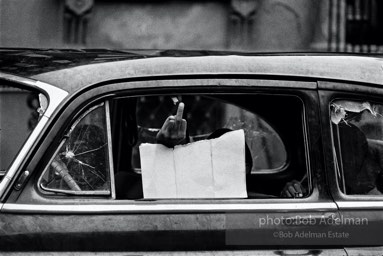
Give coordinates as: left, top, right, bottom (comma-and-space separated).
1, 76, 340, 253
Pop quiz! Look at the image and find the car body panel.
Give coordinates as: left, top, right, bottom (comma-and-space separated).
0, 212, 345, 251
1, 77, 339, 251
8, 79, 323, 204
0, 49, 381, 90
0, 49, 383, 253
32, 55, 383, 94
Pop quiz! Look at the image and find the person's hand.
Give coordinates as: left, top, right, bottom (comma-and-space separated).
281, 180, 306, 198
156, 102, 187, 147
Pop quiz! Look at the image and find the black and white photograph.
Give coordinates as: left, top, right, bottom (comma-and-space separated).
0, 0, 383, 255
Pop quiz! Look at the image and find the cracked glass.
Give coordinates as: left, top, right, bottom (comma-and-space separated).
40, 103, 111, 194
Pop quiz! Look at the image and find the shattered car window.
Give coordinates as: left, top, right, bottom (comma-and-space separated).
331, 100, 383, 195
40, 103, 111, 195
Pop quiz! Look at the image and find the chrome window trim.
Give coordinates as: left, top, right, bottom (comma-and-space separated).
105, 101, 116, 199
40, 188, 110, 195
0, 75, 68, 199
2, 202, 337, 214
302, 99, 313, 193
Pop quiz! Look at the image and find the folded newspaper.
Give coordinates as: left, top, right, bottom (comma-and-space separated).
139, 129, 247, 198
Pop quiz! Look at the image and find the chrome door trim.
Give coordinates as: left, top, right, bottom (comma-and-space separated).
105, 100, 116, 199
2, 202, 337, 214
0, 249, 348, 255
0, 74, 68, 199
337, 201, 383, 209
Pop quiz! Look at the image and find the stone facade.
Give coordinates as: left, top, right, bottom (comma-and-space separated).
0, 0, 326, 51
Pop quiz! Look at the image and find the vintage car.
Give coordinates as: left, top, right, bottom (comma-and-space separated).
1, 49, 383, 255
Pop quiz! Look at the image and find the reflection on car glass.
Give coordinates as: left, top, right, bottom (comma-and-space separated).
224, 116, 282, 172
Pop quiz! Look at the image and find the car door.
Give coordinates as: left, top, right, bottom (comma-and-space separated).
319, 81, 383, 254
0, 77, 343, 254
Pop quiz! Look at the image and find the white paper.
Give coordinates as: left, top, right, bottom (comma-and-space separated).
139, 129, 247, 199
174, 140, 214, 198
139, 143, 177, 198
211, 130, 247, 198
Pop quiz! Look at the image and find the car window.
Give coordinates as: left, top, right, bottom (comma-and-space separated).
39, 93, 308, 199
0, 85, 44, 174
111, 94, 307, 199
39, 103, 112, 195
331, 100, 383, 195
133, 95, 287, 174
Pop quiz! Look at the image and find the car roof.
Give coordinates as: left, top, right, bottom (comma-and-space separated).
0, 48, 383, 93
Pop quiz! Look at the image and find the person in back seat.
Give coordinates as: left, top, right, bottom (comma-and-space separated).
285, 117, 383, 196
336, 122, 381, 194
122, 101, 306, 199
339, 122, 383, 195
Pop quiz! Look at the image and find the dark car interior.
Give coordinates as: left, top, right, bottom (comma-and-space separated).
111, 93, 308, 199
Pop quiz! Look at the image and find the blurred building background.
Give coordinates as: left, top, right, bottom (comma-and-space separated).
0, 0, 381, 53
